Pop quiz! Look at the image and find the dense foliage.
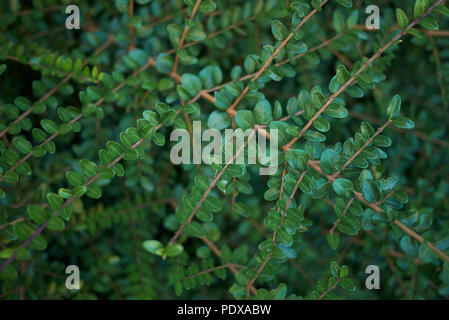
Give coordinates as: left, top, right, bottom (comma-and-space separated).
1, 0, 449, 300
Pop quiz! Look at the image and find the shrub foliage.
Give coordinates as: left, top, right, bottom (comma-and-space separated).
1, 0, 449, 299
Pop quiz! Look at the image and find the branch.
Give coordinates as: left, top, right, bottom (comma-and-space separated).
226, 0, 329, 114
332, 120, 392, 178
317, 278, 341, 300
307, 159, 449, 265
283, 0, 445, 151
0, 108, 182, 273
182, 263, 246, 281
329, 197, 354, 234
246, 171, 307, 298
201, 237, 258, 295
171, 0, 203, 74
0, 35, 115, 139
168, 129, 257, 244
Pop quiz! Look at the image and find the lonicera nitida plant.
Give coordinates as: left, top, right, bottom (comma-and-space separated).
1, 0, 449, 300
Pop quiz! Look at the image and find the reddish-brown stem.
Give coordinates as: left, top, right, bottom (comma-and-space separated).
278, 161, 288, 201
307, 159, 449, 265
329, 197, 354, 234
0, 5, 60, 19
182, 263, 246, 281
350, 111, 449, 149
201, 237, 258, 294
317, 278, 342, 300
0, 57, 154, 185
0, 105, 181, 273
1, 19, 254, 183
192, 33, 342, 100
393, 220, 449, 265
0, 35, 115, 139
332, 120, 392, 178
246, 171, 307, 298
128, 0, 135, 50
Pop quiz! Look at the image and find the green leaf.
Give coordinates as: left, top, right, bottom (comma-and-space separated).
303, 130, 326, 142
235, 110, 255, 130
418, 241, 435, 263
434, 5, 449, 17
99, 166, 115, 180
14, 222, 33, 241
340, 278, 356, 291
320, 149, 340, 175
372, 135, 392, 147
333, 10, 345, 33
330, 261, 340, 278
85, 185, 100, 199
198, 0, 216, 13
2, 171, 19, 184
339, 265, 349, 278
15, 97, 31, 110
414, 0, 427, 19
387, 95, 401, 118
27, 205, 47, 225
58, 188, 73, 199
79, 160, 98, 177
0, 248, 14, 259
336, 0, 353, 8
13, 137, 32, 154
187, 27, 206, 41
47, 193, 63, 210
264, 188, 280, 201
362, 180, 378, 203
143, 240, 163, 254
286, 42, 308, 57
254, 99, 273, 125
87, 86, 102, 101
313, 118, 330, 133
208, 111, 231, 130
47, 216, 65, 231
152, 132, 166, 146
66, 171, 85, 187
182, 73, 202, 97
277, 244, 297, 259
347, 10, 359, 28
40, 119, 58, 134
0, 64, 6, 76
419, 17, 439, 31
155, 53, 174, 74
185, 221, 206, 238
233, 202, 251, 217
326, 233, 340, 250
324, 102, 348, 118
391, 115, 414, 129
166, 243, 184, 257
